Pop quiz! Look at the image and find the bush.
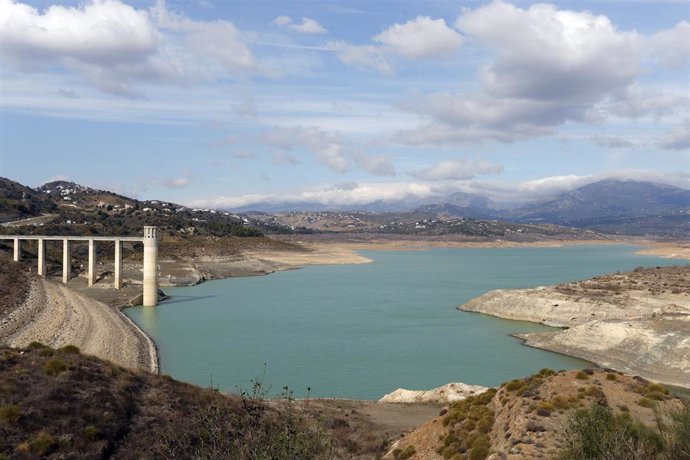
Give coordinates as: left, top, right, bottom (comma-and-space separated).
638, 398, 654, 408
59, 345, 80, 354
576, 371, 589, 380
663, 401, 690, 460
27, 432, 58, 456
469, 445, 489, 460
43, 359, 68, 376
0, 405, 21, 427
560, 403, 664, 459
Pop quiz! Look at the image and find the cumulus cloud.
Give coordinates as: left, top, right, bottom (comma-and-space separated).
330, 15, 463, 74
647, 21, 690, 69
660, 121, 690, 150
396, 1, 690, 145
410, 159, 503, 181
373, 16, 463, 59
272, 15, 327, 34
456, 1, 639, 102
0, 0, 257, 97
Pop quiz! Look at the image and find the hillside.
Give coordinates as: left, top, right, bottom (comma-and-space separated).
509, 180, 690, 226
0, 178, 57, 223
389, 368, 689, 459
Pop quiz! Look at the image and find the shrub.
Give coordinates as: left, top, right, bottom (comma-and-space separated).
638, 398, 654, 408
664, 401, 690, 460
606, 373, 617, 381
560, 403, 664, 459
576, 371, 589, 380
469, 445, 489, 460
27, 432, 58, 456
0, 405, 21, 427
393, 445, 416, 460
59, 345, 80, 354
43, 359, 68, 376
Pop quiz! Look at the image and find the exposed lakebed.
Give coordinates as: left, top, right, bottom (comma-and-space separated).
126, 245, 680, 399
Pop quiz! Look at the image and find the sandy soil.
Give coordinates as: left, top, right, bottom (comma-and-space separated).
0, 277, 157, 373
635, 241, 690, 260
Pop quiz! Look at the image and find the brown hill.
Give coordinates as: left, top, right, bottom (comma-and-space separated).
389, 368, 688, 460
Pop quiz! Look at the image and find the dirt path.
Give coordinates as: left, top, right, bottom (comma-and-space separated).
0, 278, 157, 373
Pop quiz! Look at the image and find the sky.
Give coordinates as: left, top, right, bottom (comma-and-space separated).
0, 0, 688, 209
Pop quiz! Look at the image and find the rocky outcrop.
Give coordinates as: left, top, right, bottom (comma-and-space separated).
379, 382, 488, 404
459, 266, 690, 388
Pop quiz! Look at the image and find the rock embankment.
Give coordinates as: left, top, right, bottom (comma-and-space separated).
459, 265, 690, 388
0, 278, 157, 373
379, 382, 489, 404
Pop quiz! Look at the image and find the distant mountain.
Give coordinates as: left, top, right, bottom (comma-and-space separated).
508, 180, 690, 226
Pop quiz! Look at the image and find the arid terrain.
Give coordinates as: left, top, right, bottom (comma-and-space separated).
460, 265, 690, 388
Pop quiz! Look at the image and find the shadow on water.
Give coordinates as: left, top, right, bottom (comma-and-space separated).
163, 295, 219, 305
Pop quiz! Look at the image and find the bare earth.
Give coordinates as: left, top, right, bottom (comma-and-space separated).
460, 265, 690, 388
0, 277, 157, 373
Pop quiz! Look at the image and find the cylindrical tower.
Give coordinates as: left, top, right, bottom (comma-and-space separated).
142, 226, 159, 306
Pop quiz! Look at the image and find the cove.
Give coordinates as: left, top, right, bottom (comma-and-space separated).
126, 244, 681, 400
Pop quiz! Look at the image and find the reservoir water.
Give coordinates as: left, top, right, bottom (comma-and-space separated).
126, 245, 681, 400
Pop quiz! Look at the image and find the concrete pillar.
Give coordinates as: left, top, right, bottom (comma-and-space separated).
114, 238, 122, 289
62, 239, 71, 284
37, 238, 46, 276
142, 226, 159, 306
13, 237, 21, 261
88, 238, 96, 286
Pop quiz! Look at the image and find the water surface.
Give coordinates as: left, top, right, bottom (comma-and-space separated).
126, 244, 680, 399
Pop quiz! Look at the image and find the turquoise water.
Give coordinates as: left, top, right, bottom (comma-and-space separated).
126, 245, 681, 400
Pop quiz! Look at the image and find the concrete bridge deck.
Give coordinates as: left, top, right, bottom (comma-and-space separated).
0, 227, 159, 306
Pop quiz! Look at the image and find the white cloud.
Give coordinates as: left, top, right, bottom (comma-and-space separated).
186, 169, 689, 210
456, 1, 640, 102
373, 16, 463, 59
271, 15, 327, 34
0, 0, 159, 68
660, 121, 690, 150
0, 0, 257, 97
263, 126, 349, 172
397, 1, 690, 145
647, 21, 690, 69
410, 159, 503, 181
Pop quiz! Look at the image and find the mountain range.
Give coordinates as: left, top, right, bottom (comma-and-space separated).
1, 177, 688, 237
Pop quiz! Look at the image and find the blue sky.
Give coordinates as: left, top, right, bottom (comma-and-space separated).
0, 0, 688, 209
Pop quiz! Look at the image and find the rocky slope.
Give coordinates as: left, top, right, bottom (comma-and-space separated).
459, 266, 690, 388
388, 369, 687, 460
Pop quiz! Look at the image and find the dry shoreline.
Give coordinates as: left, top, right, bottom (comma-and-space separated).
0, 277, 158, 373
459, 265, 690, 389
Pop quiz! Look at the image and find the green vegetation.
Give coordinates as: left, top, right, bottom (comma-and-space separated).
393, 445, 416, 459
437, 388, 497, 460
561, 400, 690, 460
